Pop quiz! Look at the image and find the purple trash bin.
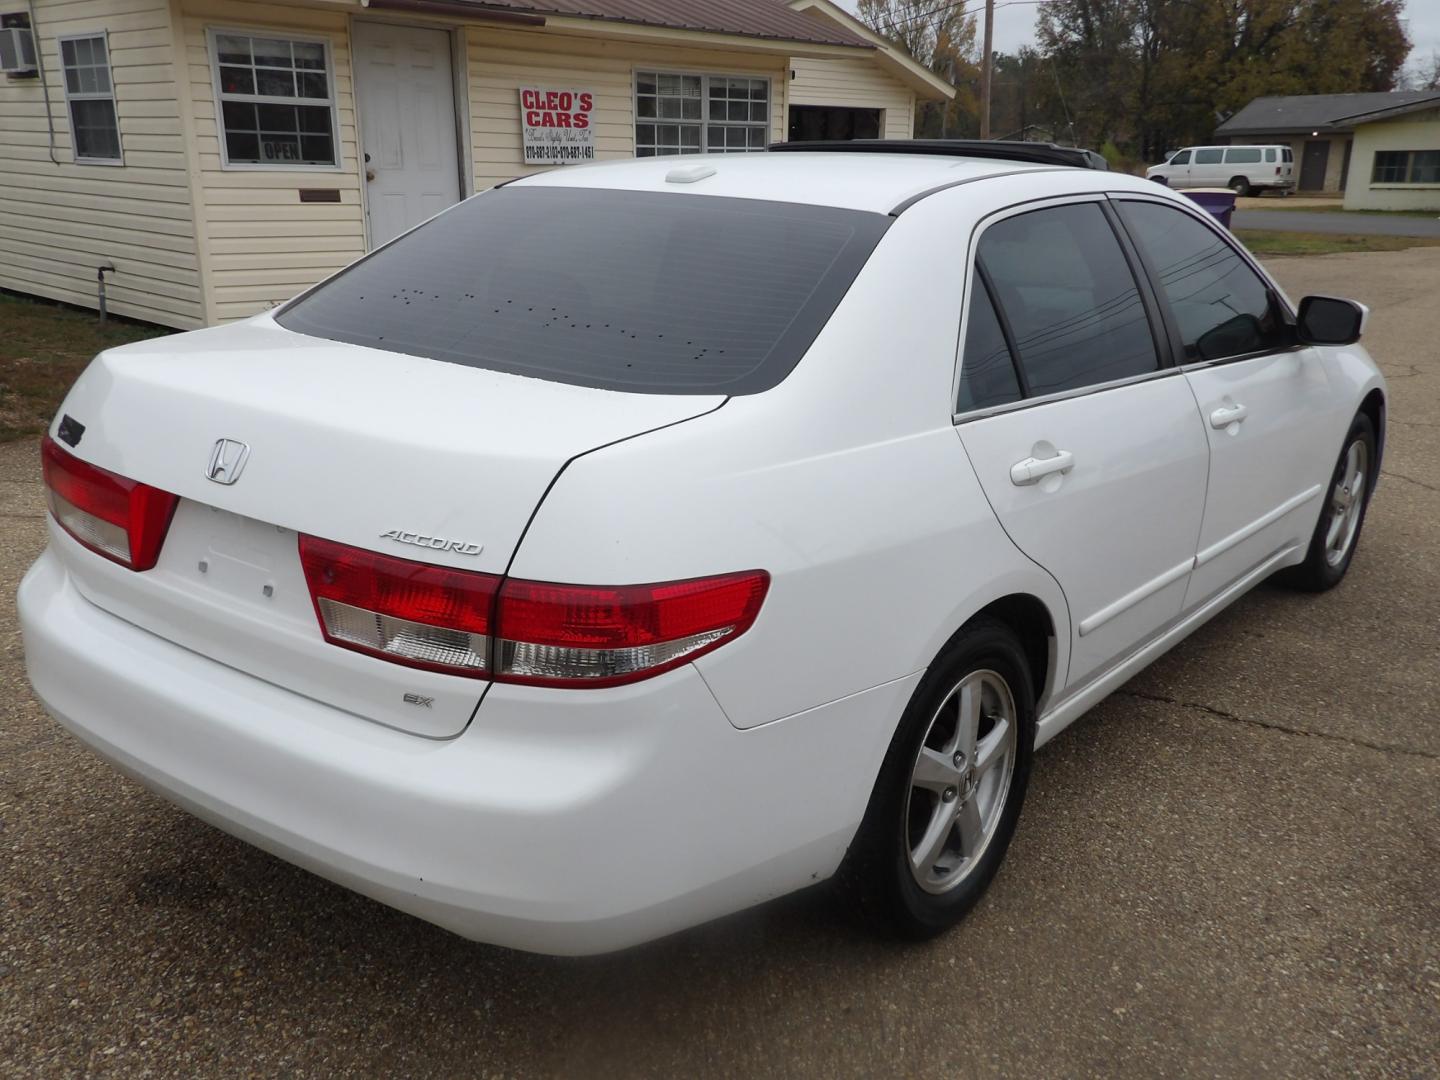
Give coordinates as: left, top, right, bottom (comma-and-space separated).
1180, 188, 1238, 230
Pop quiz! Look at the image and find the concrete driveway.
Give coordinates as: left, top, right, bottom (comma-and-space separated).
1234, 208, 1440, 237
2, 250, 1438, 1078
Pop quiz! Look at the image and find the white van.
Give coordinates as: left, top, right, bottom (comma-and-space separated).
1146, 145, 1294, 195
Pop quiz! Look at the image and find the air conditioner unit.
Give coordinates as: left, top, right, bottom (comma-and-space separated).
0, 26, 38, 75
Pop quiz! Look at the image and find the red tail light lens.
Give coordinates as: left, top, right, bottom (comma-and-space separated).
299, 534, 769, 687
41, 435, 179, 571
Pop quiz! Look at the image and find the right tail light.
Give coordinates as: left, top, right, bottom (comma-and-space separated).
299, 534, 768, 688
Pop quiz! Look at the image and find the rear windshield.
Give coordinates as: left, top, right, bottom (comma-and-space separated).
277, 186, 890, 395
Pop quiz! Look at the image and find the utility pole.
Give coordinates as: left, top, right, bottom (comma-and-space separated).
980, 0, 994, 139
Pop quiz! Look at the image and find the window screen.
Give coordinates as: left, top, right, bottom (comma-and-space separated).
635, 72, 769, 157
1118, 200, 1288, 362
957, 277, 1022, 412
977, 203, 1158, 395
277, 187, 890, 395
60, 35, 121, 163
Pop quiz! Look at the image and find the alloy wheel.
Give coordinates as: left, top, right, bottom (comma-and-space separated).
1324, 438, 1369, 567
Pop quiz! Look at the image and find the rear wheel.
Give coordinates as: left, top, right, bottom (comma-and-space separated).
1229, 176, 1252, 196
1280, 412, 1376, 592
840, 618, 1034, 939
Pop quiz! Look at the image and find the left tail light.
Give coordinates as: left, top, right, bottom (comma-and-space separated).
41, 435, 179, 571
299, 534, 769, 687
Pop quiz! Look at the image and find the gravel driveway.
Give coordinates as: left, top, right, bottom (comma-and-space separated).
2, 250, 1438, 1078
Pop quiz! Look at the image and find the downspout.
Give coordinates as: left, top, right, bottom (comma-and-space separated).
26, 0, 59, 165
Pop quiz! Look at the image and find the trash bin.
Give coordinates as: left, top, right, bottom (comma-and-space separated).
1180, 188, 1238, 230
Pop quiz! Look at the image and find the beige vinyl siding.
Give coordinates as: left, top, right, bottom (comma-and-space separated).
0, 0, 202, 327
1344, 109, 1440, 211
788, 54, 914, 138
465, 25, 787, 192
178, 0, 365, 323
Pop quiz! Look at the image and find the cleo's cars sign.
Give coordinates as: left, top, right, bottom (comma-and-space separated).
519, 87, 596, 165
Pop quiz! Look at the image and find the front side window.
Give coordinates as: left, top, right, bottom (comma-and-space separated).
1226, 148, 1261, 164
1169, 149, 1191, 165
976, 203, 1159, 396
1373, 150, 1440, 184
1117, 200, 1288, 362
277, 187, 889, 395
635, 72, 769, 156
60, 35, 121, 163
211, 31, 337, 167
1194, 148, 1223, 164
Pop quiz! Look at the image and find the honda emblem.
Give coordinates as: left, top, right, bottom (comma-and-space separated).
206, 438, 250, 485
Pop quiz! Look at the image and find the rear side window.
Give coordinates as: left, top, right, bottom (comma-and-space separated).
1170, 150, 1191, 165
977, 203, 1158, 396
277, 187, 890, 395
1226, 148, 1261, 164
1265, 148, 1276, 163
956, 277, 1022, 412
1194, 148, 1223, 164
1117, 200, 1288, 362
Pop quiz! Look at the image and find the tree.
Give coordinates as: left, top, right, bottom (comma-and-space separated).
856, 0, 982, 136
1035, 0, 1412, 162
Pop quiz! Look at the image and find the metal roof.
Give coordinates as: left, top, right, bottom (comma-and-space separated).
459, 0, 873, 47
1215, 91, 1440, 135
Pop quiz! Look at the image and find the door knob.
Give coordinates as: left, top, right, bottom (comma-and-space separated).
1210, 403, 1248, 429
1010, 449, 1075, 486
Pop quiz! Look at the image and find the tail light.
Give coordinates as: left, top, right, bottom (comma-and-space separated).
41, 435, 178, 571
299, 535, 768, 687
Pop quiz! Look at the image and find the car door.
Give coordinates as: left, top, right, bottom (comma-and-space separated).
955, 199, 1211, 690
1165, 148, 1193, 187
1192, 147, 1225, 186
1112, 196, 1340, 607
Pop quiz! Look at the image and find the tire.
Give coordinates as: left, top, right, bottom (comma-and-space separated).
1280, 412, 1377, 592
839, 617, 1035, 939
1229, 176, 1252, 197
1149, 175, 1169, 186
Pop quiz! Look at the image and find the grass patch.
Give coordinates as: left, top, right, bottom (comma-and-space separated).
1232, 229, 1440, 257
0, 291, 171, 442
1243, 203, 1440, 218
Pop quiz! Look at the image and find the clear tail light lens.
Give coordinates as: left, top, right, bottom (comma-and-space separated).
299, 534, 769, 688
41, 435, 179, 571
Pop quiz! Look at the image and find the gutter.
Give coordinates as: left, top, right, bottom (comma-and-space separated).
360, 0, 546, 25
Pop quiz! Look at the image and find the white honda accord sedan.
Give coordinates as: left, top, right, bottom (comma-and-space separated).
19, 143, 1384, 955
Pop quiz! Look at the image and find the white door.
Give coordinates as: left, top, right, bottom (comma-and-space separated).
1166, 148, 1194, 187
1191, 147, 1225, 186
352, 23, 461, 248
1112, 197, 1340, 606
955, 200, 1210, 689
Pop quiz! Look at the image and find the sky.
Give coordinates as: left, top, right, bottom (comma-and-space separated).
838, 1, 1440, 78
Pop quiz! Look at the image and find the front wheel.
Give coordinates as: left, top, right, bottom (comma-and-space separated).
839, 618, 1035, 939
1281, 412, 1376, 592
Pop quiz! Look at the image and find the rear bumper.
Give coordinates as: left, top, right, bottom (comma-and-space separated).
18, 548, 914, 954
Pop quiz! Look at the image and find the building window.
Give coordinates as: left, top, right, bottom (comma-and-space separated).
59, 34, 122, 164
635, 72, 769, 156
210, 30, 338, 168
1372, 150, 1440, 185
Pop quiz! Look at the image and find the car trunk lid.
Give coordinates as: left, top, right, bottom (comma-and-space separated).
46, 316, 723, 737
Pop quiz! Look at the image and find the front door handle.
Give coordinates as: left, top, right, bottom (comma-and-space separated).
1010, 449, 1075, 486
1210, 403, 1249, 429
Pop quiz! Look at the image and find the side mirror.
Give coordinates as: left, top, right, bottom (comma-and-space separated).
1297, 295, 1368, 346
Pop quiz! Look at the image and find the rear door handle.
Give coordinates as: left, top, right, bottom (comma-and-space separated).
1010, 449, 1075, 486
1210, 403, 1249, 429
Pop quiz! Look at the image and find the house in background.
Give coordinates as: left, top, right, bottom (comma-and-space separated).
0, 0, 952, 330
1215, 91, 1440, 208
